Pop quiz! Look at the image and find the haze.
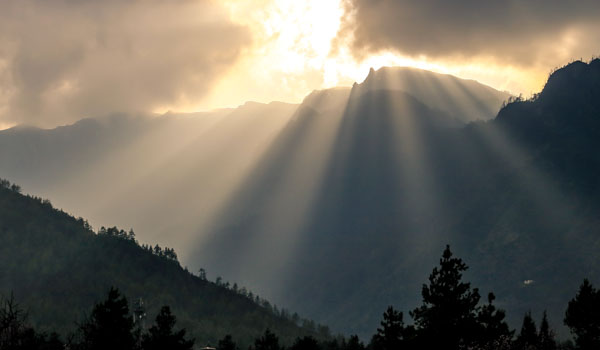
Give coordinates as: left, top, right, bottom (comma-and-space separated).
1, 0, 600, 341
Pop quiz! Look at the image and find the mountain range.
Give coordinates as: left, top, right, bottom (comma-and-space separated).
2, 61, 599, 337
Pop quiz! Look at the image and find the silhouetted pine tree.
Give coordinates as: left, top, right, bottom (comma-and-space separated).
78, 288, 137, 350
475, 292, 513, 348
141, 306, 194, 350
538, 311, 557, 350
290, 336, 321, 350
371, 306, 410, 350
410, 245, 480, 350
564, 279, 600, 350
515, 312, 539, 349
253, 329, 282, 350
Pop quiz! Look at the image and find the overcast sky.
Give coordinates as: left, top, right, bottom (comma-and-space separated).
0, 0, 598, 128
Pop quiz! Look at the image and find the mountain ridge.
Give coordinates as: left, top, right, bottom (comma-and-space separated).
0, 65, 534, 337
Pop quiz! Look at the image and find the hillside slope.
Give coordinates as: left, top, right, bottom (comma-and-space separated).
0, 180, 326, 347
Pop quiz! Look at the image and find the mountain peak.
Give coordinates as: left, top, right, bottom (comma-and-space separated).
367, 67, 375, 78
355, 65, 510, 122
540, 59, 600, 102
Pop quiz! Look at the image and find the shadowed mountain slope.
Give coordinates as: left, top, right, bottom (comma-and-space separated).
195, 60, 600, 337
0, 67, 521, 336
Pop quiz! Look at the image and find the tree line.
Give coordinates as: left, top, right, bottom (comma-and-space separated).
0, 287, 193, 350
95, 225, 329, 337
362, 246, 600, 350
2, 245, 599, 350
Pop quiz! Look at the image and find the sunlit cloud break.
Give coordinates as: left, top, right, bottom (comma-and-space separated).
0, 0, 598, 127
160, 0, 579, 114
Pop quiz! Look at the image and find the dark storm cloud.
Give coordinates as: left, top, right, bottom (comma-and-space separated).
340, 0, 600, 65
0, 0, 250, 127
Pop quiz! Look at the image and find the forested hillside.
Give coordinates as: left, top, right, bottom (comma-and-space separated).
0, 179, 327, 347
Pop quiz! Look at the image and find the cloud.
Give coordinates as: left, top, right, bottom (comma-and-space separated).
0, 0, 250, 127
340, 0, 600, 66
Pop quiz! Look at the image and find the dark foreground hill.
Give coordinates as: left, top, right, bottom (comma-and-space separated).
0, 180, 327, 347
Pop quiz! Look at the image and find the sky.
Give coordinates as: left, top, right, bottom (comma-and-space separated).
0, 0, 599, 128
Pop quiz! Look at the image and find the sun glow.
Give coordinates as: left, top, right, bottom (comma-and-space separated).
188, 0, 347, 111
223, 0, 343, 73
164, 0, 547, 114
0, 122, 15, 131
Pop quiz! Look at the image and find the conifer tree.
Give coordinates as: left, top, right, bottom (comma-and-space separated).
78, 288, 137, 350
564, 279, 600, 350
410, 245, 480, 350
371, 306, 409, 350
516, 312, 538, 349
253, 329, 282, 350
476, 292, 513, 347
538, 311, 557, 350
141, 306, 194, 350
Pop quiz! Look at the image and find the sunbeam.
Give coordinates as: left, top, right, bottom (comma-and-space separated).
190, 88, 351, 296
2, 0, 600, 348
